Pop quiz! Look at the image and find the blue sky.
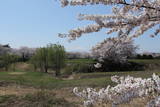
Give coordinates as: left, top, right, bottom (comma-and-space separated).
0, 0, 159, 52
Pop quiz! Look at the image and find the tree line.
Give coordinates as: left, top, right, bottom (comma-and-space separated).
0, 44, 66, 76
30, 44, 65, 76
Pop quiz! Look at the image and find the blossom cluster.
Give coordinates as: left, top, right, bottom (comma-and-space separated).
94, 62, 102, 68
91, 34, 137, 63
73, 73, 160, 106
59, 0, 160, 40
0, 44, 11, 55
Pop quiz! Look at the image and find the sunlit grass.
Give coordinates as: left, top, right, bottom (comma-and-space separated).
0, 69, 160, 89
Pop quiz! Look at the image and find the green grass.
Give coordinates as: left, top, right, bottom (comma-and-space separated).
0, 59, 160, 89
129, 59, 160, 64
0, 69, 160, 89
66, 58, 160, 65
0, 70, 109, 88
66, 58, 95, 64
0, 95, 17, 104
1, 59, 160, 106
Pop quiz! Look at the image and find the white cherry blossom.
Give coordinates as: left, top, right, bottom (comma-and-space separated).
59, 0, 160, 40
73, 73, 160, 106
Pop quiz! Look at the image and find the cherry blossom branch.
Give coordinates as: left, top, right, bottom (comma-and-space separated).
119, 1, 160, 11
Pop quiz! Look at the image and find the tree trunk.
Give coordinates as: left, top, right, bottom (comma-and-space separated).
5, 66, 8, 71
44, 65, 48, 73
55, 68, 60, 77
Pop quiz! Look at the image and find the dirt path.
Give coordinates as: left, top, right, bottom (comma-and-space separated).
0, 85, 37, 96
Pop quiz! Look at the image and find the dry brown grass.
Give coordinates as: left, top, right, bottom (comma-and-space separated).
8, 72, 26, 75
15, 62, 32, 71
54, 88, 83, 106
0, 85, 37, 96
91, 97, 148, 107
0, 85, 150, 107
0, 85, 82, 106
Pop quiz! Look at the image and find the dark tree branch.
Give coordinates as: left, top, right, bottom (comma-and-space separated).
118, 1, 160, 11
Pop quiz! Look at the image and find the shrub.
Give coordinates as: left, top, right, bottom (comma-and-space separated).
136, 54, 154, 59
0, 54, 19, 71
30, 44, 66, 76
66, 63, 95, 73
61, 65, 74, 77
48, 44, 66, 76
97, 59, 144, 72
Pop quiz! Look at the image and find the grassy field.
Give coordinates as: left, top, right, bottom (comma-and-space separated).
66, 58, 160, 64
66, 58, 95, 64
129, 59, 160, 64
0, 69, 160, 107
0, 59, 160, 106
0, 69, 160, 89
0, 70, 112, 88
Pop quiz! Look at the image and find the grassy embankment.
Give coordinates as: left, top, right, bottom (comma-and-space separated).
1, 59, 160, 88
0, 59, 160, 106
